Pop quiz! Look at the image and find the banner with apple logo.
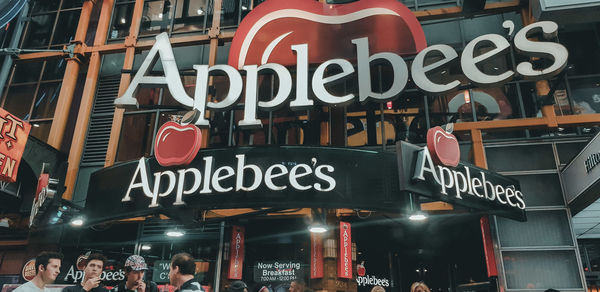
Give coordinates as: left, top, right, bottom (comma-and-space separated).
396, 128, 526, 221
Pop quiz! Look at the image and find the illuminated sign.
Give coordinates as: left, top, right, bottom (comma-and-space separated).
0, 107, 31, 183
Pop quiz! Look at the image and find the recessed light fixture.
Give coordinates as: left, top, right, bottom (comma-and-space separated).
120, 18, 126, 24
141, 244, 152, 250
197, 8, 204, 15
408, 213, 427, 221
166, 229, 185, 237
70, 217, 84, 226
308, 222, 328, 233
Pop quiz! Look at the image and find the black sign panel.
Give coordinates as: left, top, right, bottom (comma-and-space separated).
396, 142, 526, 221
84, 146, 402, 224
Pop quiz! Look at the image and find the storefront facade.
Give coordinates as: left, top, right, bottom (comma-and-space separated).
1, 0, 599, 291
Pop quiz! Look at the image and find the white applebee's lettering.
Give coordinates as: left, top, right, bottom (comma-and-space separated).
64, 266, 126, 283
123, 155, 336, 208
412, 148, 525, 209
114, 21, 568, 128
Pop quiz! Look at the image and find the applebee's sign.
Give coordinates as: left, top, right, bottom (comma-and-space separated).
114, 0, 567, 129
396, 129, 526, 221
85, 147, 400, 223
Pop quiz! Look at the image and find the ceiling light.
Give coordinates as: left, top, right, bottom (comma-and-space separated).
166, 229, 185, 237
32, 123, 40, 127
197, 8, 204, 15
70, 217, 84, 227
241, 5, 248, 10
158, 13, 163, 19
409, 213, 427, 221
308, 222, 328, 233
141, 244, 151, 250
120, 18, 126, 24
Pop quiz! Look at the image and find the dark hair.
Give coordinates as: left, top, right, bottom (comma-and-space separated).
35, 252, 63, 274
171, 253, 196, 275
86, 253, 107, 268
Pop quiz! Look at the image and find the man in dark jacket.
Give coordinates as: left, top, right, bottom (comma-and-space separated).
62, 253, 109, 292
168, 253, 204, 292
111, 255, 158, 292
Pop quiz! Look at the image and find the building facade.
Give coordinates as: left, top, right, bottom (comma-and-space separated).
1, 0, 600, 291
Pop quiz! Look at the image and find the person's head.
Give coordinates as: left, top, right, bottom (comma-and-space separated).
124, 255, 148, 284
228, 281, 248, 292
169, 253, 196, 286
289, 280, 306, 292
410, 282, 430, 292
84, 253, 107, 280
35, 252, 63, 284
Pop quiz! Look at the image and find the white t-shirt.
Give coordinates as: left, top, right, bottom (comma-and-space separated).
12, 281, 49, 292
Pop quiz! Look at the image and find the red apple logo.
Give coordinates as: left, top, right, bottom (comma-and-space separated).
426, 126, 460, 167
22, 259, 36, 281
154, 121, 203, 167
228, 0, 426, 69
357, 261, 366, 277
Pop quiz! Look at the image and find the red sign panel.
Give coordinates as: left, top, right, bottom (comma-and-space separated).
338, 221, 352, 279
310, 233, 323, 279
154, 121, 203, 167
229, 0, 426, 69
228, 225, 245, 279
0, 107, 31, 182
480, 216, 498, 277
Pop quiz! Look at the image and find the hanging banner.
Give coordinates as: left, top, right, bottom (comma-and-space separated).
310, 233, 323, 279
338, 221, 352, 279
0, 107, 31, 183
228, 225, 245, 279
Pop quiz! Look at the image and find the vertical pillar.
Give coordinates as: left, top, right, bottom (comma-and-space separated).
105, 0, 146, 167
47, 0, 95, 149
471, 129, 499, 280
62, 0, 115, 200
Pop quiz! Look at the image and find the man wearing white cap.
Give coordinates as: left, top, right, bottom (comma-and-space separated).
112, 255, 157, 292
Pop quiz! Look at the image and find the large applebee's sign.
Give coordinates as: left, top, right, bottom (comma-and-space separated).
114, 0, 568, 130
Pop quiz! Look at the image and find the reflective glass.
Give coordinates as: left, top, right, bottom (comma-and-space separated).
3, 84, 36, 119
485, 144, 556, 172
31, 0, 61, 14
116, 113, 157, 162
139, 0, 173, 36
52, 10, 80, 45
497, 210, 573, 247
31, 82, 61, 119
506, 174, 565, 207
29, 121, 52, 141
12, 62, 43, 83
109, 3, 135, 39
502, 250, 583, 289
172, 0, 208, 33
43, 59, 68, 81
22, 13, 56, 48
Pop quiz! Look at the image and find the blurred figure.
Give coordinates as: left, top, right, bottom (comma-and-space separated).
62, 253, 109, 292
410, 282, 430, 292
288, 280, 310, 292
14, 251, 63, 292
227, 281, 248, 292
112, 255, 158, 292
168, 253, 204, 292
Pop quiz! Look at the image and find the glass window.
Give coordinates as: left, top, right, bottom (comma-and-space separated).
507, 174, 565, 207
422, 19, 462, 48
116, 113, 157, 162
61, 0, 84, 9
502, 250, 583, 289
3, 84, 36, 119
139, 0, 173, 36
29, 120, 52, 141
31, 82, 61, 119
109, 2, 135, 39
568, 77, 600, 115
485, 144, 556, 172
43, 59, 68, 81
22, 13, 56, 48
172, 0, 209, 33
556, 141, 587, 166
31, 0, 61, 14
559, 24, 600, 76
384, 91, 427, 145
12, 62, 43, 83
497, 210, 573, 247
52, 10, 80, 45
